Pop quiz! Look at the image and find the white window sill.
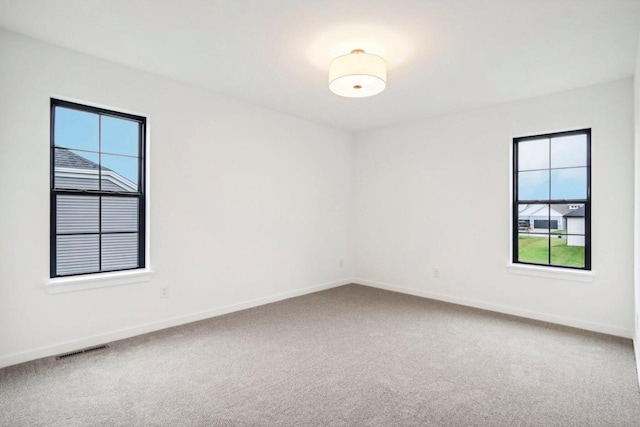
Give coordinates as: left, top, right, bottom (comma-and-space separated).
507, 263, 594, 283
45, 269, 154, 294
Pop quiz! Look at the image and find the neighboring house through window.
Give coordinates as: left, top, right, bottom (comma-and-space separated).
512, 129, 590, 270
51, 99, 146, 277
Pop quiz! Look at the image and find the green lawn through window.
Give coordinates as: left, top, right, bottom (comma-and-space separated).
518, 236, 585, 268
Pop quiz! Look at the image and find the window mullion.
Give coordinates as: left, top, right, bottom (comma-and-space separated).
98, 115, 102, 272
548, 139, 552, 266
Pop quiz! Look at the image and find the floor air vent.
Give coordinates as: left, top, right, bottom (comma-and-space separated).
56, 344, 109, 360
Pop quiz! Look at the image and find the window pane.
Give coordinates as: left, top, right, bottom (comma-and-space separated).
517, 235, 549, 265
518, 170, 549, 200
518, 138, 549, 171
544, 203, 572, 233
57, 195, 99, 234
550, 235, 585, 268
102, 233, 138, 271
57, 234, 99, 275
101, 154, 138, 191
51, 100, 147, 278
551, 168, 587, 199
101, 116, 139, 156
518, 204, 550, 234
102, 197, 138, 232
54, 148, 100, 190
54, 107, 99, 152
550, 134, 587, 169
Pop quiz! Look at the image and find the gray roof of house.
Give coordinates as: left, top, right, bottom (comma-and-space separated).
552, 204, 572, 216
54, 148, 110, 171
564, 206, 586, 217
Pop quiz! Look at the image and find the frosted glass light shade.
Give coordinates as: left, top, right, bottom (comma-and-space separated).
329, 49, 386, 98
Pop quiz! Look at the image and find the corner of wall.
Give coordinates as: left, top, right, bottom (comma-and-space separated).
633, 26, 640, 391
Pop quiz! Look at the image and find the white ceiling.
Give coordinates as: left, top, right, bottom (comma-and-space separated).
1, 0, 639, 132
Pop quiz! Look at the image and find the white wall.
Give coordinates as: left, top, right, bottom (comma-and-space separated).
353, 79, 635, 337
0, 30, 353, 367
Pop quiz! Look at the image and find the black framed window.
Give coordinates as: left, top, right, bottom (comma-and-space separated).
513, 129, 591, 270
50, 99, 146, 277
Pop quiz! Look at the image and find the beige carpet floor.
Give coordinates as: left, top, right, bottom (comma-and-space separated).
1, 284, 639, 426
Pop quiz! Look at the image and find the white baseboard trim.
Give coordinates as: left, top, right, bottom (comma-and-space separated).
354, 279, 634, 339
0, 278, 351, 369
635, 337, 640, 392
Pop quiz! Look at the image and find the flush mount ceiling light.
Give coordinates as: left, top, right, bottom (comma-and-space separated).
329, 49, 387, 98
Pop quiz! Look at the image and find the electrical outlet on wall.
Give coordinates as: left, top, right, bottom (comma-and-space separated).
433, 268, 439, 278
160, 286, 169, 298
339, 259, 344, 268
